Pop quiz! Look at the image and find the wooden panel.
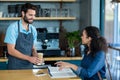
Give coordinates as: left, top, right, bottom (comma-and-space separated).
0, 46, 3, 57
0, 33, 6, 57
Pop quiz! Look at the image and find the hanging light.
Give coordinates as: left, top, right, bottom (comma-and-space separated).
111, 0, 120, 3
111, 0, 118, 10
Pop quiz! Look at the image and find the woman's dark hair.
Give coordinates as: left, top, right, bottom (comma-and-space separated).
84, 26, 108, 56
21, 3, 37, 14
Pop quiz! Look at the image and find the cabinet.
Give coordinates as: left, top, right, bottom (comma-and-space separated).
0, 62, 7, 70
0, 0, 76, 20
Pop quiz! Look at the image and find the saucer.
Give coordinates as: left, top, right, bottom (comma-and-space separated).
33, 64, 51, 69
36, 63, 45, 66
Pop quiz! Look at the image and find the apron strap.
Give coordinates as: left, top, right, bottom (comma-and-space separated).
18, 21, 20, 33
30, 24, 33, 33
18, 20, 32, 33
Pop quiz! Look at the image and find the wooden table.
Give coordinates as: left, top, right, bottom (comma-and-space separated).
0, 69, 81, 80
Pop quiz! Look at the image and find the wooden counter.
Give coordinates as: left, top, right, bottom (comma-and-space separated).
0, 69, 81, 80
0, 57, 82, 62
0, 58, 7, 62
44, 57, 82, 61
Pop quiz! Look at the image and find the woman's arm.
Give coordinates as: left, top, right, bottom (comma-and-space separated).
78, 51, 105, 78
55, 51, 105, 78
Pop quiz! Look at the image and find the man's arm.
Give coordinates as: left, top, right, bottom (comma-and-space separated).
7, 43, 39, 64
32, 46, 38, 57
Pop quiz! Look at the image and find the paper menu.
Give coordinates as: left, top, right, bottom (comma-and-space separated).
48, 66, 77, 78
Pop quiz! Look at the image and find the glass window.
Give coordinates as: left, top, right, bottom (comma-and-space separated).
104, 0, 114, 43
104, 1, 120, 80
113, 3, 119, 43
118, 4, 120, 42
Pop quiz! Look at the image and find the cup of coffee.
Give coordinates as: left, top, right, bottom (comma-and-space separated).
37, 53, 44, 65
38, 53, 43, 59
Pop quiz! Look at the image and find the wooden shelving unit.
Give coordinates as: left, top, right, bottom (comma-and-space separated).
0, 0, 76, 20
0, 17, 76, 20
0, 0, 76, 2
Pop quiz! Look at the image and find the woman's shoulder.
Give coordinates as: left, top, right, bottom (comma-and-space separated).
97, 50, 105, 54
96, 50, 105, 57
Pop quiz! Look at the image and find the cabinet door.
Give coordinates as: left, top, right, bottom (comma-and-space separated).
0, 62, 7, 70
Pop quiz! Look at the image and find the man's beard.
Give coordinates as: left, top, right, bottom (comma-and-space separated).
23, 15, 33, 24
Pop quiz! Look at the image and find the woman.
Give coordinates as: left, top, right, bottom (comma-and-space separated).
55, 26, 108, 80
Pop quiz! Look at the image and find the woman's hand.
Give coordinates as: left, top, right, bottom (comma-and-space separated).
55, 61, 78, 71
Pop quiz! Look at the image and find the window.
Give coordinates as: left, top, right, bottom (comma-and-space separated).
104, 0, 114, 43
118, 4, 120, 42
104, 1, 120, 80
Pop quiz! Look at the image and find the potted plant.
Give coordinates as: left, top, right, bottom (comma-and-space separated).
66, 30, 81, 56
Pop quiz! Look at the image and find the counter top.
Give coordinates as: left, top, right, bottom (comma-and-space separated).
44, 57, 82, 61
0, 69, 81, 80
0, 57, 82, 62
0, 58, 7, 62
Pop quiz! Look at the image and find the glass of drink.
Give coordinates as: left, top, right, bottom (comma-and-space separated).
37, 53, 44, 65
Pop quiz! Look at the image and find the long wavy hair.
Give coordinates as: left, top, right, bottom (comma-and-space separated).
83, 26, 108, 56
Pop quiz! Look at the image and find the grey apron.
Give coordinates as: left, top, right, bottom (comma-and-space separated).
8, 21, 34, 70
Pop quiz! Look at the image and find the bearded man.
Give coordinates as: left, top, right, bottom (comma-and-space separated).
4, 3, 43, 69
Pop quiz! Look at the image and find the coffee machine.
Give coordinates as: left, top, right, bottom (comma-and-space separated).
41, 39, 49, 49
35, 28, 61, 57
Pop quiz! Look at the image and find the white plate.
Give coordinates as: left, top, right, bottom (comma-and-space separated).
36, 63, 45, 66
33, 64, 51, 69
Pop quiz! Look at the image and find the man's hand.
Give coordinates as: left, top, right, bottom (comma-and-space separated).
28, 56, 43, 65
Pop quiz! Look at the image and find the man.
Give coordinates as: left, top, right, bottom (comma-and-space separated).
4, 3, 42, 69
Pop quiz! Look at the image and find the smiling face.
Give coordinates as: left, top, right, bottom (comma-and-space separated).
22, 9, 36, 24
81, 30, 91, 45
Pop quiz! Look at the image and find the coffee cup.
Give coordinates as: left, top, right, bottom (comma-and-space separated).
38, 53, 43, 59
37, 53, 44, 65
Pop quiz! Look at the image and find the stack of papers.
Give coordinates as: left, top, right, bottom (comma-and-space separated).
48, 66, 77, 78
